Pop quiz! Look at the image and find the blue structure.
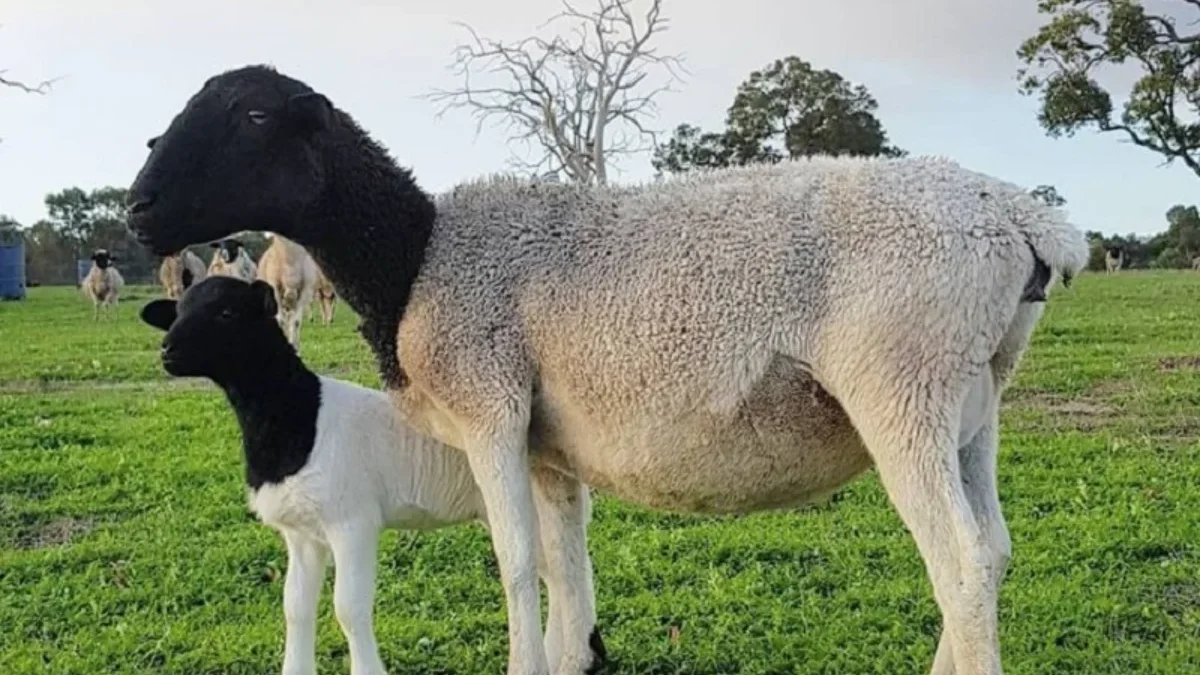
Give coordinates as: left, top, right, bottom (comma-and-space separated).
0, 240, 27, 300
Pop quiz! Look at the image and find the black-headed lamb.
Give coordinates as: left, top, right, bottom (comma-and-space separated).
139, 275, 585, 675
207, 238, 258, 281
159, 249, 207, 299
82, 248, 125, 321
1105, 246, 1124, 274
127, 65, 1089, 675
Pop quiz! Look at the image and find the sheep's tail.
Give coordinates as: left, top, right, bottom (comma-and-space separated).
1015, 200, 1089, 303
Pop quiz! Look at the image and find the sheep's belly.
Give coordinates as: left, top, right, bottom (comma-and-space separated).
535, 363, 873, 515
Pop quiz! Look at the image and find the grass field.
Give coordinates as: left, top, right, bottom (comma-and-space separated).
2, 275, 1199, 675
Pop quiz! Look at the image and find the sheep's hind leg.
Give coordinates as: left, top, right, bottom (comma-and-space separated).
281, 531, 328, 675
838, 376, 1002, 675
329, 523, 388, 675
932, 406, 1010, 675
531, 464, 604, 675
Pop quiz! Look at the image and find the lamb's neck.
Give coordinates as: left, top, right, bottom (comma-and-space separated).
296, 137, 436, 390
214, 356, 322, 490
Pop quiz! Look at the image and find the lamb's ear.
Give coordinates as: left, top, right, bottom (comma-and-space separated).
140, 300, 177, 331
286, 92, 333, 133
250, 280, 278, 317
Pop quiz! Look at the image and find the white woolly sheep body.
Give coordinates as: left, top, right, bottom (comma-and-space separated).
81, 250, 125, 321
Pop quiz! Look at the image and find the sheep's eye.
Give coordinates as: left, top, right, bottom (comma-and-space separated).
219, 307, 236, 320
248, 110, 269, 125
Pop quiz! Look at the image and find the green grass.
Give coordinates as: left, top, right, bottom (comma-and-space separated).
1, 276, 1198, 674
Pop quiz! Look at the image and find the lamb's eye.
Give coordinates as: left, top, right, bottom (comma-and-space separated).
248, 110, 269, 125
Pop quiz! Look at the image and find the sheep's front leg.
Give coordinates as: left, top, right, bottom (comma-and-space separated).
281, 530, 328, 675
531, 464, 603, 675
466, 422, 549, 675
328, 523, 387, 675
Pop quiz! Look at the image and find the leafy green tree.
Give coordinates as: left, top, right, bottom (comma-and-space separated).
653, 56, 905, 174
1017, 0, 1200, 178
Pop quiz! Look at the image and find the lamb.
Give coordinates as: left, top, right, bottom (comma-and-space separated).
207, 238, 258, 281
308, 266, 337, 325
158, 249, 207, 299
138, 275, 587, 675
256, 234, 320, 345
1105, 246, 1124, 274
81, 249, 125, 321
127, 65, 1090, 675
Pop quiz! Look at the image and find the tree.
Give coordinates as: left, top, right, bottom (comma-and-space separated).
0, 215, 19, 243
1030, 184, 1067, 207
426, 0, 684, 185
1017, 1, 1200, 178
653, 56, 905, 174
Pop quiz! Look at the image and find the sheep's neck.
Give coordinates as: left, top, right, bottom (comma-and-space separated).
216, 356, 321, 490
292, 125, 436, 391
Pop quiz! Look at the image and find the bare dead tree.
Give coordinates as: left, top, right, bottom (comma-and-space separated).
0, 72, 54, 94
425, 0, 685, 185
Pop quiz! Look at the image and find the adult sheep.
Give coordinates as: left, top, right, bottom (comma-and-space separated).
127, 65, 1089, 675
256, 233, 319, 346
207, 237, 258, 281
82, 248, 125, 321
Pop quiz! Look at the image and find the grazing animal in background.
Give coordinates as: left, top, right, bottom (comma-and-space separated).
159, 249, 207, 299
257, 234, 319, 346
127, 65, 1089, 675
1191, 255, 1200, 271
81, 249, 125, 321
139, 276, 580, 675
1105, 246, 1124, 274
309, 265, 337, 325
207, 238, 258, 281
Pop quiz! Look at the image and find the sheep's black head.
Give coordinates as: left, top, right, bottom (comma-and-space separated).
141, 276, 286, 380
91, 250, 114, 269
127, 64, 334, 256
212, 238, 245, 263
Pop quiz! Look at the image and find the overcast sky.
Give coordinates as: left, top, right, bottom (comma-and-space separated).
0, 0, 1194, 236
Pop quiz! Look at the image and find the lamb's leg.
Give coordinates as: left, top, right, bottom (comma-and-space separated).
932, 407, 1010, 675
839, 378, 1001, 675
465, 422, 549, 675
281, 531, 328, 675
531, 465, 602, 675
329, 523, 388, 675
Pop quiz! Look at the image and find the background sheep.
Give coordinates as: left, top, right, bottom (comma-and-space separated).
81, 248, 125, 321
139, 276, 585, 675
308, 266, 337, 325
128, 65, 1089, 675
207, 238, 258, 281
1105, 246, 1124, 274
256, 234, 319, 346
158, 250, 206, 299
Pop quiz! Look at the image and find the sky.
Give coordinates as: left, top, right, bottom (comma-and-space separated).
0, 0, 1195, 237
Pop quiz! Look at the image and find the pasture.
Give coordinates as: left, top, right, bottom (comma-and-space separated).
1, 274, 1198, 675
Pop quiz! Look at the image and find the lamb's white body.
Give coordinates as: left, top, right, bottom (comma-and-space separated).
208, 247, 258, 281
385, 157, 1089, 675
257, 235, 319, 346
82, 264, 124, 320
159, 250, 207, 299
254, 375, 583, 675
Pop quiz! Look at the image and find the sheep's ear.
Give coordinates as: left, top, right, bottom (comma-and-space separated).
250, 280, 278, 317
286, 92, 333, 133
140, 300, 177, 331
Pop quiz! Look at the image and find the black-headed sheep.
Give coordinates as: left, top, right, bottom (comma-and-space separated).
128, 65, 1089, 675
82, 249, 125, 320
139, 275, 582, 675
207, 238, 258, 281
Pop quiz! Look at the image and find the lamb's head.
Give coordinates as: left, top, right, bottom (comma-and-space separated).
126, 64, 335, 256
91, 249, 114, 269
212, 238, 245, 263
140, 276, 286, 380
